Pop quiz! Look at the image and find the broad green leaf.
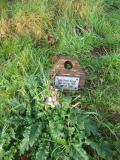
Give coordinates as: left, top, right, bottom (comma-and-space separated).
85, 120, 99, 136
72, 144, 89, 160
85, 139, 112, 159
36, 143, 49, 160
29, 123, 42, 147
49, 119, 64, 140
19, 123, 42, 154
19, 136, 29, 154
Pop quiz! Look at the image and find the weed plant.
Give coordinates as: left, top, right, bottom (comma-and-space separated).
0, 0, 120, 159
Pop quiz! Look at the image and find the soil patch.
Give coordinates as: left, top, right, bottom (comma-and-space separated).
108, 112, 120, 123
91, 46, 114, 57
75, 24, 105, 38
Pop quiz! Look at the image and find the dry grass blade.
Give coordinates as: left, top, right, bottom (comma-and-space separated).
0, 18, 11, 38
0, 12, 52, 40
14, 13, 49, 40
72, 0, 90, 20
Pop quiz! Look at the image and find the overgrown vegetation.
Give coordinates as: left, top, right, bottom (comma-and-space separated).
0, 0, 120, 159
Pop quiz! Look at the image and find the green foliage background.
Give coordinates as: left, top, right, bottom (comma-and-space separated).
0, 0, 120, 159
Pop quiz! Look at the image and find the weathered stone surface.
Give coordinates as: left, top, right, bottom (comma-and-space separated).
51, 55, 85, 91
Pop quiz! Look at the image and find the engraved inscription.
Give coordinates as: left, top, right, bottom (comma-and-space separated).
55, 76, 80, 90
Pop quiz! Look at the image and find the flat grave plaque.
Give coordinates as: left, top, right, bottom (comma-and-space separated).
51, 55, 85, 91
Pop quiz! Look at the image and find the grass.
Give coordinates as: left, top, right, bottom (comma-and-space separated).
0, 0, 120, 159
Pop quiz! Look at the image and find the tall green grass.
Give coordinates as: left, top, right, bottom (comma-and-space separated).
0, 0, 120, 159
